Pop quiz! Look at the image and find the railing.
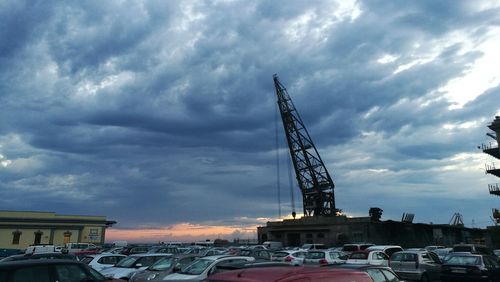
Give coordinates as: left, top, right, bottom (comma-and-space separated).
489, 183, 500, 194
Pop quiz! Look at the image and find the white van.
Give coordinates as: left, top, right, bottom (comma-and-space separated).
64, 242, 98, 253
263, 241, 283, 250
25, 245, 58, 254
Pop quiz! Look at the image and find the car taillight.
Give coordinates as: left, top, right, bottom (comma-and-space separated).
319, 259, 328, 265
285, 256, 293, 262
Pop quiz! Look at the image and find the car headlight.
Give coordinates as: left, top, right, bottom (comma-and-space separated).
147, 273, 158, 280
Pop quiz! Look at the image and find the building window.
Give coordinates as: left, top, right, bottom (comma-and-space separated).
306, 234, 313, 239
317, 233, 324, 238
64, 231, 72, 244
12, 231, 22, 245
34, 231, 43, 245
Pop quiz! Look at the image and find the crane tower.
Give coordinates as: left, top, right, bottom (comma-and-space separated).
273, 74, 339, 217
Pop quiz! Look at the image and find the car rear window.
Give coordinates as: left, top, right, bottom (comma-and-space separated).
306, 252, 325, 259
453, 246, 473, 252
343, 245, 359, 252
391, 253, 416, 262
446, 256, 481, 265
272, 252, 289, 258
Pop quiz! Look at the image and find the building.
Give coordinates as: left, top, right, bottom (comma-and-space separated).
257, 215, 489, 248
0, 210, 116, 250
482, 116, 500, 247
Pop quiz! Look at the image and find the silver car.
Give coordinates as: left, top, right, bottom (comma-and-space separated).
100, 253, 170, 280
389, 250, 441, 282
163, 255, 255, 281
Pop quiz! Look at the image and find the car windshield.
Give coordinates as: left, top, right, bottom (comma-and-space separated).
446, 256, 481, 265
115, 256, 140, 268
179, 258, 214, 275
273, 252, 289, 258
80, 257, 93, 264
149, 257, 174, 271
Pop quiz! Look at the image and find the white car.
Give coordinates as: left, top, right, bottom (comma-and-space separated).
163, 255, 255, 280
346, 250, 389, 266
271, 250, 307, 265
80, 253, 127, 272
100, 253, 170, 280
303, 250, 347, 265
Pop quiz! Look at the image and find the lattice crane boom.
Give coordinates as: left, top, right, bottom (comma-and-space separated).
273, 74, 338, 217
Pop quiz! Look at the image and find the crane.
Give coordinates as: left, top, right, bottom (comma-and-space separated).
273, 74, 339, 217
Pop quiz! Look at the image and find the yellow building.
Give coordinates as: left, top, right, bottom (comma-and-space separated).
0, 210, 116, 250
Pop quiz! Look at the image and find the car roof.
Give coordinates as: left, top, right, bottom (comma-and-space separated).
0, 259, 80, 268
208, 266, 371, 282
129, 253, 171, 257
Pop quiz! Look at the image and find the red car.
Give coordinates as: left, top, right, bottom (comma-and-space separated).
0, 259, 126, 281
206, 266, 374, 282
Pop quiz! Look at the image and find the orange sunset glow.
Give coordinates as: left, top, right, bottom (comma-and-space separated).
106, 222, 260, 243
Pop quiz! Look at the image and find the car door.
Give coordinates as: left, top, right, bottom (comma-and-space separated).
389, 253, 404, 273
423, 251, 441, 280
372, 251, 389, 266
8, 265, 52, 282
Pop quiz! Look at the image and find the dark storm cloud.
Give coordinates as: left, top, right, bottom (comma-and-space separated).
1, 0, 499, 234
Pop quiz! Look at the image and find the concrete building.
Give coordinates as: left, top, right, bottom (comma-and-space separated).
257, 215, 489, 248
0, 210, 116, 250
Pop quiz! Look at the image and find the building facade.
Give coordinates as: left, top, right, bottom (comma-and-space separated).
257, 216, 490, 248
0, 210, 116, 250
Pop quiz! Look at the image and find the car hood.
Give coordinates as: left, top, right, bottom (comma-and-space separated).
131, 269, 173, 281
163, 272, 202, 280
101, 267, 137, 278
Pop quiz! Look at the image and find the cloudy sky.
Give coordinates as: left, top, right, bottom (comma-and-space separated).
1, 0, 500, 243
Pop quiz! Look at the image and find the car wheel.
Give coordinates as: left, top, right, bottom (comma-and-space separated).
420, 273, 429, 282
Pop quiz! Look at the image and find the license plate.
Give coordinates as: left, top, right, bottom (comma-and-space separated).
451, 269, 466, 273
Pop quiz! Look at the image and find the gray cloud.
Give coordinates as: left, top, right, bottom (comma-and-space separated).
1, 0, 499, 236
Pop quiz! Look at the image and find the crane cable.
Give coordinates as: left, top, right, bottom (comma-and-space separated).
274, 97, 282, 219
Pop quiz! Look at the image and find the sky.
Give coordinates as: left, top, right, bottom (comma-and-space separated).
1, 0, 500, 243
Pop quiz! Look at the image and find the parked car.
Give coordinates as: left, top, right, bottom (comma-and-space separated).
24, 244, 59, 254
330, 263, 405, 282
100, 253, 170, 280
129, 254, 200, 282
119, 245, 151, 255
80, 253, 127, 272
452, 243, 493, 255
342, 243, 375, 254
0, 259, 126, 281
432, 247, 452, 261
303, 250, 347, 265
300, 243, 327, 250
346, 250, 389, 266
270, 250, 307, 266
262, 241, 283, 250
0, 252, 77, 262
205, 266, 375, 282
0, 248, 23, 259
366, 245, 404, 258
237, 248, 272, 261
200, 247, 229, 257
441, 253, 500, 282
64, 242, 98, 253
424, 245, 446, 251
389, 250, 441, 281
147, 246, 180, 254
163, 255, 255, 281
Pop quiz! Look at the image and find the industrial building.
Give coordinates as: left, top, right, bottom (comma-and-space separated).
0, 210, 116, 249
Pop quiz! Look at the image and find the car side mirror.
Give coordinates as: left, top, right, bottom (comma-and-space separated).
135, 263, 143, 268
